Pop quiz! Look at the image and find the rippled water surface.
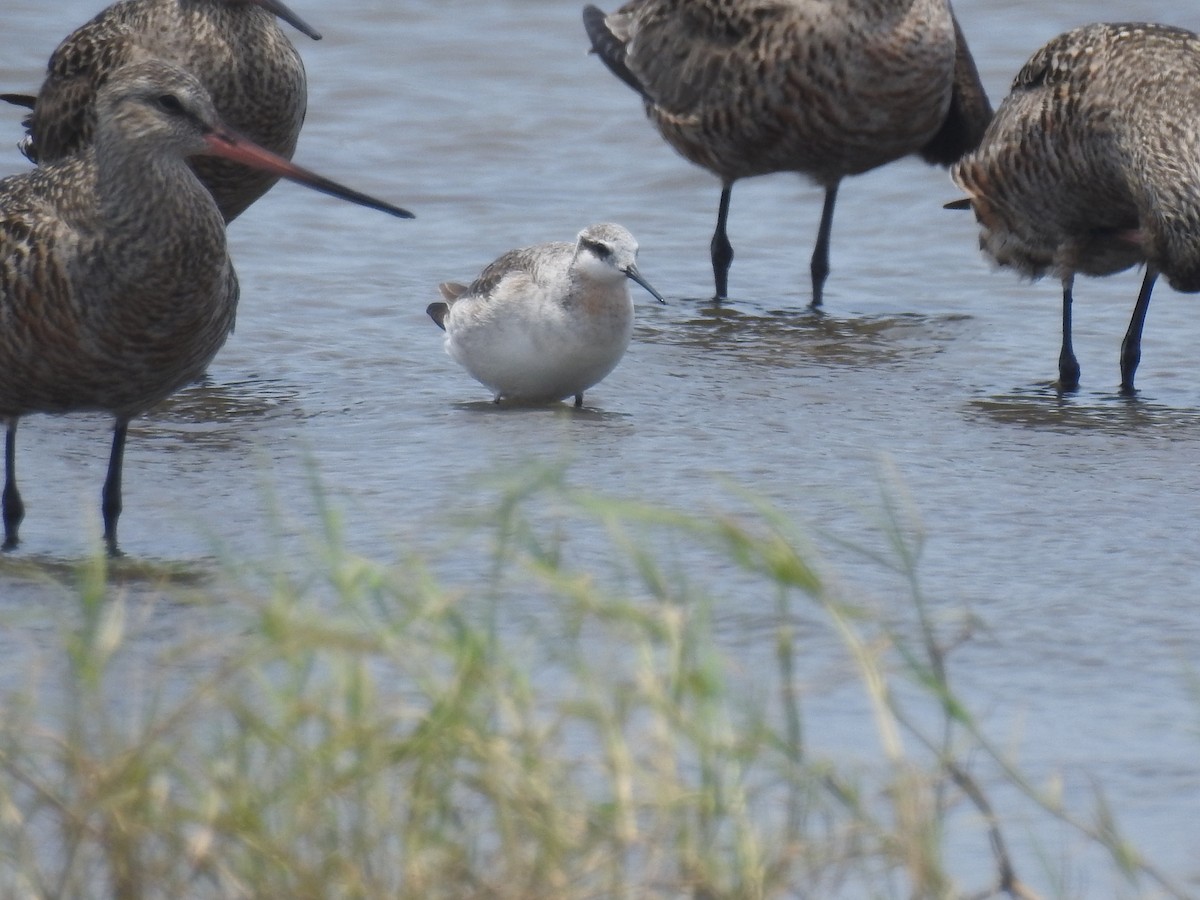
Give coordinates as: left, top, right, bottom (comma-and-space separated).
2, 0, 1200, 889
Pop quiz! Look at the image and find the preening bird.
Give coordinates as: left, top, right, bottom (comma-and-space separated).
583, 0, 992, 305
952, 22, 1200, 392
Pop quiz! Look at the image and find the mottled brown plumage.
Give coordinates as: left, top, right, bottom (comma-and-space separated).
9, 0, 319, 222
583, 0, 992, 305
952, 22, 1200, 393
0, 59, 412, 556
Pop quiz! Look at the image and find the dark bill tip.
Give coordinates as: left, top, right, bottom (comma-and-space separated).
256, 0, 323, 40
203, 129, 414, 219
624, 265, 666, 303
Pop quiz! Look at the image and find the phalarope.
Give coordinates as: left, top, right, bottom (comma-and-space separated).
428, 222, 664, 406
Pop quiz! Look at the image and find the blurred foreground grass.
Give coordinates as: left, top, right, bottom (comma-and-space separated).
0, 465, 1189, 899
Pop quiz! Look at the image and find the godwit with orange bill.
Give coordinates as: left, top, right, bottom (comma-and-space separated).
3, 0, 321, 222
0, 58, 412, 556
952, 22, 1200, 393
583, 0, 992, 306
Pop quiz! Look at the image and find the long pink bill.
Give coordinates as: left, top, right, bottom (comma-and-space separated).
203, 127, 414, 220
252, 0, 322, 41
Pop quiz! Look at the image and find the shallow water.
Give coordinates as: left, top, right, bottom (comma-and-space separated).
2, 0, 1200, 890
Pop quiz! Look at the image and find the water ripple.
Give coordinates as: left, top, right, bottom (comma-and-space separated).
966, 384, 1200, 437
639, 302, 973, 368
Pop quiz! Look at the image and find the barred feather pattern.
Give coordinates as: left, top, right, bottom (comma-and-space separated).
21, 0, 308, 222
588, 0, 991, 186
952, 23, 1200, 293
0, 63, 237, 421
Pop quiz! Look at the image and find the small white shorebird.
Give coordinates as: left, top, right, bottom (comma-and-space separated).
427, 223, 664, 406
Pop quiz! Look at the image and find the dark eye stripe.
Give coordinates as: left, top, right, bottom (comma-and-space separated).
581, 238, 612, 259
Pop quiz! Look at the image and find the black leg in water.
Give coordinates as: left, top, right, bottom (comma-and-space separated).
2, 419, 23, 551
1119, 267, 1159, 395
574, 393, 584, 408
710, 183, 734, 301
810, 182, 839, 309
1058, 274, 1081, 391
101, 420, 128, 558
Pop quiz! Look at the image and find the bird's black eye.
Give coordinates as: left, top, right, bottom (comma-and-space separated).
156, 93, 185, 114
582, 238, 612, 260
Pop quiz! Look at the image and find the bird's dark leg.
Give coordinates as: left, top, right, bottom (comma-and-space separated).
810, 182, 840, 308
574, 393, 584, 408
2, 419, 24, 551
1119, 267, 1159, 395
1058, 274, 1081, 391
101, 419, 129, 558
711, 183, 734, 301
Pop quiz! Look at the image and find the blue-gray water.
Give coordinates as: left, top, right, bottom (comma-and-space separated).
2, 0, 1199, 892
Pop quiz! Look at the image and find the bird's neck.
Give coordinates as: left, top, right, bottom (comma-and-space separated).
90, 140, 228, 291
1128, 143, 1200, 291
182, 2, 286, 58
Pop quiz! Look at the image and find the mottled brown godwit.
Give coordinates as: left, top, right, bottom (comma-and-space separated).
952, 22, 1200, 394
583, 0, 992, 306
0, 58, 412, 556
3, 0, 320, 223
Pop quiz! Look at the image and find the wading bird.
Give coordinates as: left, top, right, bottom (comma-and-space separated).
951, 22, 1200, 393
428, 223, 664, 406
0, 59, 412, 555
583, 0, 992, 305
3, 0, 321, 222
